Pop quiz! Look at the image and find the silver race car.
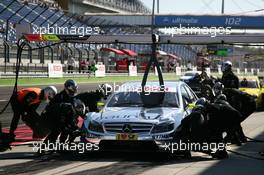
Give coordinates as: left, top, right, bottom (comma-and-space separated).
82, 81, 197, 150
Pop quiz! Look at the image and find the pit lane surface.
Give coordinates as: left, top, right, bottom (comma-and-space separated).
1, 84, 264, 175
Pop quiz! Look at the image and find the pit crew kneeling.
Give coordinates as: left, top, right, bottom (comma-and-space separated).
174, 96, 242, 159
38, 99, 86, 154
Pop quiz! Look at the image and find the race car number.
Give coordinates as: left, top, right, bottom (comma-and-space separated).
116, 133, 138, 140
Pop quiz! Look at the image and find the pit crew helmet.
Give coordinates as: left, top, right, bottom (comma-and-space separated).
64, 79, 78, 97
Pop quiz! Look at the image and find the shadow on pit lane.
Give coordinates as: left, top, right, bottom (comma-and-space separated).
196, 115, 264, 175
0, 151, 212, 175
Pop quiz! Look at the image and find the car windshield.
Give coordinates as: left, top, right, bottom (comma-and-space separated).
107, 91, 179, 107
184, 73, 196, 76
240, 80, 258, 88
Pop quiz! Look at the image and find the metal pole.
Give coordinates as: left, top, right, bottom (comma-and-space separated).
5, 20, 9, 41
26, 43, 32, 63
151, 0, 155, 34
221, 0, 225, 14
157, 0, 159, 13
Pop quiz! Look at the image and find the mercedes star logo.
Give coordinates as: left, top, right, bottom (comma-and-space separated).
122, 124, 132, 133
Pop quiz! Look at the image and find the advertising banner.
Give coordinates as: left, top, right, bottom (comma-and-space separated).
48, 63, 63, 78
95, 64, 106, 77
129, 65, 137, 76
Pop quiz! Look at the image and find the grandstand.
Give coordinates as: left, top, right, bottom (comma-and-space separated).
69, 0, 151, 14
0, 0, 198, 76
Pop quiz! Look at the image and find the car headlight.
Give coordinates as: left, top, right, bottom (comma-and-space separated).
151, 122, 174, 133
88, 120, 104, 133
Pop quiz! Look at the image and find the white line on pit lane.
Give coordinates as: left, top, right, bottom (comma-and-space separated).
0, 100, 7, 102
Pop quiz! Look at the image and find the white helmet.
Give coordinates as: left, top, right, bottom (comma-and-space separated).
222, 61, 232, 72
224, 61, 232, 66
43, 86, 57, 102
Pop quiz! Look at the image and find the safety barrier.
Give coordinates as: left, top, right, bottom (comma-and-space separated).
1, 66, 263, 78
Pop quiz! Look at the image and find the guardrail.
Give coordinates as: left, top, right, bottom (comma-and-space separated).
1, 69, 263, 78
0, 63, 170, 74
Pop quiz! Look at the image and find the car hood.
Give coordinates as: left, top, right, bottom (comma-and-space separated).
180, 76, 193, 80
261, 87, 264, 94
239, 88, 261, 96
88, 107, 183, 124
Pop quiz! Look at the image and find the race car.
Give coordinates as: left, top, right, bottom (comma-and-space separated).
239, 76, 264, 109
82, 81, 198, 151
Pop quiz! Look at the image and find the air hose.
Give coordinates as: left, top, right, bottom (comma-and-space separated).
0, 39, 26, 115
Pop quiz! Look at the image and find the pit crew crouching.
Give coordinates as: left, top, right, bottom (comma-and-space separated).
176, 96, 243, 159
212, 82, 250, 144
40, 99, 85, 154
